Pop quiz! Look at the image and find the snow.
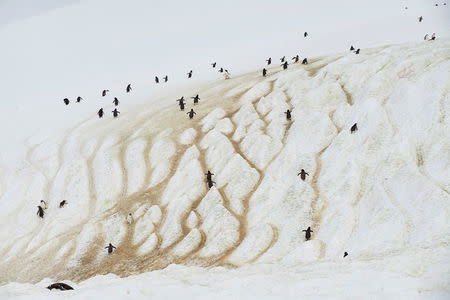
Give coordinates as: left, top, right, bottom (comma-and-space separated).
0, 1, 450, 298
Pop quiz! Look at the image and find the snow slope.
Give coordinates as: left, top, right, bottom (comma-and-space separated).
0, 39, 449, 298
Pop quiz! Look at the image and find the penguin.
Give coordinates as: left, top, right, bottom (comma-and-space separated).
37, 206, 44, 218
163, 75, 168, 82
112, 108, 120, 118
105, 243, 116, 254
302, 58, 308, 65
280, 56, 285, 62
431, 33, 436, 40
418, 16, 423, 22
126, 84, 132, 93
297, 169, 309, 181
350, 45, 355, 51
155, 76, 159, 83
76, 96, 83, 103
113, 97, 119, 106
187, 108, 196, 119
192, 94, 200, 104
59, 200, 67, 208
187, 70, 193, 78
205, 170, 214, 182
219, 67, 224, 73
266, 57, 272, 65
344, 252, 348, 258
350, 123, 358, 133
302, 226, 313, 240
207, 180, 216, 189
281, 61, 288, 70
179, 101, 185, 111
262, 68, 267, 77
102, 90, 109, 97
292, 55, 299, 63
435, 3, 438, 6
284, 109, 291, 120
98, 108, 104, 118
304, 31, 308, 38
40, 200, 48, 210
424, 34, 429, 40
47, 283, 74, 291
126, 213, 133, 225
355, 49, 360, 54
63, 98, 70, 105
212, 62, 217, 68
176, 96, 185, 105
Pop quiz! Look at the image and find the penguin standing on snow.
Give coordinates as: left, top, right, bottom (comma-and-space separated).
262, 68, 267, 77
112, 108, 120, 118
302, 58, 308, 65
344, 252, 348, 257
187, 70, 193, 78
219, 67, 224, 73
63, 98, 70, 105
187, 108, 196, 119
280, 56, 286, 63
105, 243, 116, 254
355, 49, 360, 54
431, 33, 436, 40
155, 76, 159, 83
292, 55, 300, 63
126, 84, 132, 93
266, 57, 272, 65
350, 123, 358, 133
302, 226, 313, 240
192, 94, 200, 104
98, 108, 104, 118
76, 96, 83, 103
350, 45, 355, 51
211, 62, 217, 68
113, 97, 119, 106
163, 75, 168, 82
59, 200, 67, 208
176, 96, 185, 106
418, 16, 423, 22
284, 109, 291, 120
297, 169, 309, 181
47, 283, 74, 291
102, 90, 109, 97
304, 31, 308, 38
281, 61, 288, 70
37, 206, 44, 218
205, 170, 214, 182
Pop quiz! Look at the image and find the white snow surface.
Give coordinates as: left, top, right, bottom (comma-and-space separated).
0, 39, 448, 299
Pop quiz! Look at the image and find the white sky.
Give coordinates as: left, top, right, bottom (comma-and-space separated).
0, 0, 448, 163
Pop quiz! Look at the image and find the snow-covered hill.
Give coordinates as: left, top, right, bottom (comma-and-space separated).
0, 39, 449, 298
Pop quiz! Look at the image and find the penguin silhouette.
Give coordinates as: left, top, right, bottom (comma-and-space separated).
302, 226, 313, 240
187, 108, 196, 119
47, 283, 74, 291
219, 67, 224, 73
112, 108, 120, 118
212, 62, 217, 68
59, 200, 67, 208
266, 57, 272, 65
418, 16, 423, 22
355, 49, 360, 54
98, 108, 104, 118
205, 170, 214, 182
350, 45, 355, 51
262, 68, 267, 77
292, 55, 299, 63
105, 243, 116, 254
187, 70, 193, 78
76, 96, 83, 103
344, 252, 348, 258
37, 206, 44, 218
297, 169, 309, 181
302, 58, 308, 65
350, 123, 358, 133
281, 61, 288, 70
431, 33, 436, 40
63, 98, 69, 105
126, 84, 132, 93
284, 109, 291, 120
192, 94, 200, 104
155, 76, 159, 83
280, 56, 285, 62
176, 96, 185, 105
102, 90, 109, 97
179, 102, 185, 111
163, 75, 168, 82
304, 31, 308, 38
113, 97, 119, 106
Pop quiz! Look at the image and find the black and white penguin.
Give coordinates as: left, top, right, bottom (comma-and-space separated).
59, 200, 67, 208
418, 16, 423, 22
350, 45, 355, 51
105, 243, 116, 254
113, 97, 119, 106
192, 94, 200, 104
187, 70, 193, 78
207, 180, 215, 189
63, 98, 70, 105
344, 252, 348, 258
292, 55, 300, 63
40, 200, 48, 210
262, 68, 267, 77
126, 84, 132, 93
205, 170, 214, 182
163, 75, 168, 82
281, 61, 288, 70
112, 108, 120, 118
98, 108, 104, 118
302, 226, 313, 240
47, 283, 74, 291
76, 96, 83, 103
280, 56, 286, 62
302, 58, 308, 65
304, 31, 308, 38
102, 90, 109, 97
187, 108, 196, 119
212, 62, 217, 68
350, 123, 358, 133
37, 206, 44, 218
266, 57, 272, 65
155, 76, 159, 83
355, 49, 360, 54
297, 169, 309, 181
284, 109, 291, 120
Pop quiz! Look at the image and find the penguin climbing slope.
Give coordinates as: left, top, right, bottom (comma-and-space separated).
302, 226, 313, 240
